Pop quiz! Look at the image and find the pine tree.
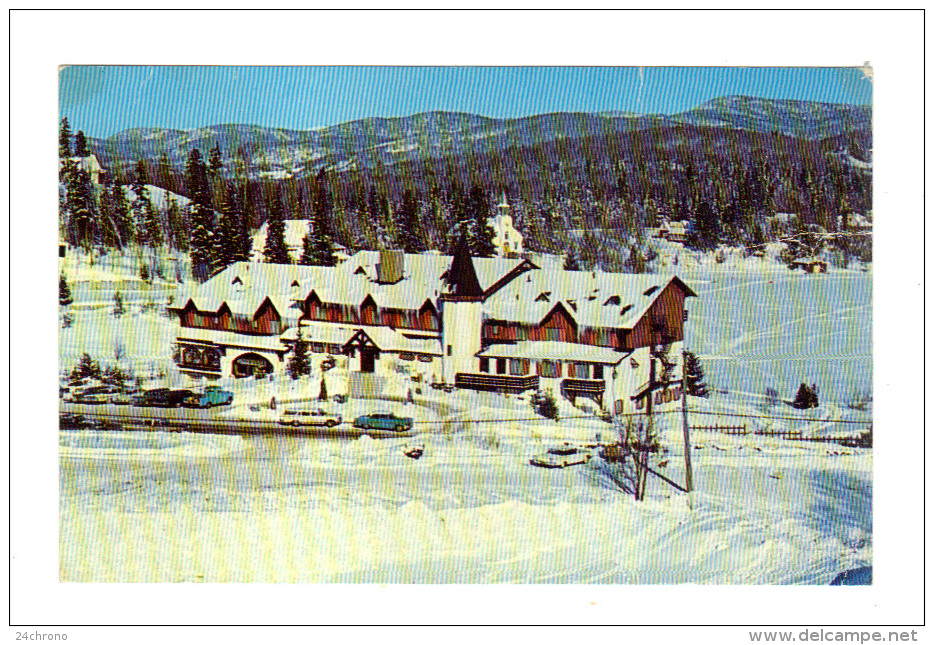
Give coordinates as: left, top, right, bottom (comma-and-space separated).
73, 130, 90, 157
263, 194, 291, 264
69, 353, 101, 384
59, 117, 72, 158
144, 200, 163, 249
112, 291, 126, 317
165, 196, 185, 250
288, 329, 311, 379
214, 185, 244, 268
131, 160, 154, 246
683, 351, 709, 397
208, 143, 223, 178
67, 169, 96, 251
468, 184, 496, 257
318, 378, 328, 402
186, 149, 215, 281
59, 273, 73, 306
395, 189, 424, 253
234, 208, 252, 262
111, 177, 133, 247
300, 172, 337, 266
686, 200, 720, 251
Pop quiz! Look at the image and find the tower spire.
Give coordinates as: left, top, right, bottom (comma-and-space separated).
445, 234, 483, 298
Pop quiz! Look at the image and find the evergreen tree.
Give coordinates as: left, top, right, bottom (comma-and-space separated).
165, 196, 185, 250
396, 189, 424, 253
69, 353, 101, 384
208, 143, 224, 178
686, 200, 720, 251
318, 378, 328, 402
59, 117, 72, 158
563, 247, 581, 271
683, 351, 709, 397
73, 130, 90, 157
234, 208, 252, 262
59, 273, 73, 306
143, 200, 163, 249
186, 149, 215, 281
131, 160, 154, 246
288, 329, 311, 379
300, 171, 337, 266
112, 291, 126, 317
263, 194, 291, 264
468, 184, 496, 257
792, 383, 819, 410
111, 177, 133, 246
67, 169, 96, 251
215, 185, 246, 267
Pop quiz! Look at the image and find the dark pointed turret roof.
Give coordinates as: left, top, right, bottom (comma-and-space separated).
446, 235, 484, 298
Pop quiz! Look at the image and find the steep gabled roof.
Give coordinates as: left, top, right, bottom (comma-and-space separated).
444, 237, 484, 298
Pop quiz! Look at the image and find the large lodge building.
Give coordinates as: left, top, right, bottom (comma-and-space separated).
168, 244, 697, 415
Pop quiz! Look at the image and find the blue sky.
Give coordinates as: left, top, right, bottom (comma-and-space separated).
60, 66, 873, 139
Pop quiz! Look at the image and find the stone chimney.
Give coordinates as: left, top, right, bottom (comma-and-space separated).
376, 249, 404, 284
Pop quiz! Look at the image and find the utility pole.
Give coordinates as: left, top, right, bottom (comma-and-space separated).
681, 349, 694, 492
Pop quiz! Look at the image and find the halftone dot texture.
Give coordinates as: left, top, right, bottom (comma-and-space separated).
60, 66, 870, 584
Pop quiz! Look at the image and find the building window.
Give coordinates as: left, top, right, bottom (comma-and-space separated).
312, 343, 323, 353
447, 345, 452, 357
540, 360, 560, 378
593, 364, 604, 380
509, 359, 528, 376
544, 328, 559, 341
575, 363, 590, 379
399, 352, 414, 361
496, 358, 507, 375
479, 358, 490, 373
418, 354, 433, 363
683, 309, 689, 322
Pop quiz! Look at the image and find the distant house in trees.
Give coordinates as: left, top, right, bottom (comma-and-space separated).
788, 257, 828, 273
839, 212, 873, 234
655, 219, 688, 243
491, 194, 524, 257
60, 154, 107, 185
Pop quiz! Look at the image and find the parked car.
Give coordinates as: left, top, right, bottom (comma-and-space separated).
133, 388, 172, 407
279, 408, 342, 428
530, 443, 593, 469
332, 393, 348, 404
72, 385, 120, 404
321, 356, 337, 372
165, 389, 196, 408
353, 412, 414, 432
183, 386, 234, 408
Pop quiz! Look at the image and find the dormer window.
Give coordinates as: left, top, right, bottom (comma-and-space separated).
232, 276, 242, 285
536, 292, 551, 302
604, 295, 621, 306
291, 280, 300, 287
620, 304, 633, 316
355, 266, 366, 275
643, 286, 659, 296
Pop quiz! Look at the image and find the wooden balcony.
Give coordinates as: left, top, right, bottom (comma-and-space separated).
561, 378, 606, 396
454, 373, 539, 393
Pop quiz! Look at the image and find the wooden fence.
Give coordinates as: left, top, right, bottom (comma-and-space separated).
692, 424, 748, 435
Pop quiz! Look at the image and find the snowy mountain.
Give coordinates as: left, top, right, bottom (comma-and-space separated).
87, 96, 871, 181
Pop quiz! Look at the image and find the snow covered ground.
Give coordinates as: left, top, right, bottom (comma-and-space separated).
59, 420, 870, 583
59, 266, 872, 584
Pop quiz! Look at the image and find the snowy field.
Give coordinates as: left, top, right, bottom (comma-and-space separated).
59, 268, 872, 584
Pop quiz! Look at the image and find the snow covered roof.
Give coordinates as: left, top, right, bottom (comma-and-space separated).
283, 321, 442, 355
176, 326, 288, 352
484, 269, 692, 329
478, 341, 627, 365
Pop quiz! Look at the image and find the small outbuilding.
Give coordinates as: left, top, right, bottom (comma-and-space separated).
788, 257, 828, 273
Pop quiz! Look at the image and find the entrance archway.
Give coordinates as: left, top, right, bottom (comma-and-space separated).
232, 352, 274, 378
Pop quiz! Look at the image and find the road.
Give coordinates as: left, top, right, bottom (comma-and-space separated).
59, 397, 446, 439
